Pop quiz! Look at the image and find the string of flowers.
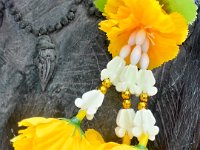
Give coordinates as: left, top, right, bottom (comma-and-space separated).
11, 0, 197, 149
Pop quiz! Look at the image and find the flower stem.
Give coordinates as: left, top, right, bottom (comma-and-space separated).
76, 109, 87, 122
122, 132, 131, 145
138, 133, 149, 147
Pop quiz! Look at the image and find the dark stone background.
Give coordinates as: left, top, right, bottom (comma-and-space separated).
0, 0, 199, 150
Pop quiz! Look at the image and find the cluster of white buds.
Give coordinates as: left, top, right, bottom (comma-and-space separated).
115, 108, 159, 141
120, 29, 151, 69
115, 65, 157, 97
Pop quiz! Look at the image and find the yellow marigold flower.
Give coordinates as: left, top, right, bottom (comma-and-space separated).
99, 0, 188, 69
11, 116, 104, 150
97, 133, 149, 150
97, 142, 145, 150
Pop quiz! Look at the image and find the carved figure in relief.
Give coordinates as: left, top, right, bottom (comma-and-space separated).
35, 35, 57, 91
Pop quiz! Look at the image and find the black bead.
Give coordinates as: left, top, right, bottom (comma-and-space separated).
89, 7, 96, 15
25, 25, 33, 33
47, 25, 55, 33
70, 5, 77, 13
87, 0, 93, 6
60, 17, 69, 26
55, 23, 62, 30
75, 0, 82, 4
19, 21, 27, 29
39, 27, 47, 35
33, 29, 39, 36
67, 12, 75, 20
14, 13, 22, 22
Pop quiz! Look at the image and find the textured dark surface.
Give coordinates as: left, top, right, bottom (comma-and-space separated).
0, 0, 200, 150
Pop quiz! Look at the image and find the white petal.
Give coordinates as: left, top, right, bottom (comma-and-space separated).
120, 65, 138, 85
107, 56, 126, 73
137, 69, 156, 92
148, 126, 159, 137
136, 29, 146, 45
140, 53, 149, 69
86, 114, 94, 120
141, 110, 156, 133
147, 86, 158, 96
115, 127, 126, 138
116, 65, 138, 91
116, 109, 135, 128
75, 90, 104, 120
141, 109, 156, 126
132, 127, 142, 138
133, 110, 142, 126
131, 45, 142, 65
81, 90, 104, 108
130, 85, 142, 96
149, 135, 155, 141
102, 56, 125, 83
128, 32, 136, 46
120, 45, 131, 59
116, 109, 135, 138
100, 69, 109, 81
112, 77, 121, 87
87, 107, 97, 115
75, 98, 84, 108
141, 38, 149, 53
132, 109, 159, 140
116, 82, 128, 92
148, 126, 159, 141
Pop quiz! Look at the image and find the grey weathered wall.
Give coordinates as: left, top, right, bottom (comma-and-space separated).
0, 0, 200, 150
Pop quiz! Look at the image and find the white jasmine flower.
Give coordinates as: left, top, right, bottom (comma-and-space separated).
101, 56, 126, 86
75, 90, 104, 120
130, 69, 157, 96
132, 109, 159, 141
115, 109, 135, 139
116, 64, 138, 94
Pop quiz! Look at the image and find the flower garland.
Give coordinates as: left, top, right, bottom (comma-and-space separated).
11, 0, 197, 149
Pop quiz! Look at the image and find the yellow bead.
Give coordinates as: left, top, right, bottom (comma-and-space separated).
138, 102, 147, 110
123, 99, 131, 109
122, 90, 131, 100
102, 79, 112, 88
139, 93, 148, 102
98, 85, 107, 94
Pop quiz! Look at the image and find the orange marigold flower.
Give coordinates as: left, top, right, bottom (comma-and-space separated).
99, 0, 188, 69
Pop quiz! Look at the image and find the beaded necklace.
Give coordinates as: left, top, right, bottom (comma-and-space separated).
1, 0, 100, 91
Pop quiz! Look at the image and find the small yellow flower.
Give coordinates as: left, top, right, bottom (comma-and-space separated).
100, 0, 188, 69
11, 116, 104, 150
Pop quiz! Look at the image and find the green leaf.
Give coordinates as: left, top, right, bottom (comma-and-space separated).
94, 0, 108, 12
159, 0, 198, 23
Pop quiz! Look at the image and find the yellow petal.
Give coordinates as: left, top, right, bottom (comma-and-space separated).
18, 117, 56, 127
85, 129, 105, 145
97, 142, 138, 150
99, 0, 188, 69
12, 117, 105, 150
